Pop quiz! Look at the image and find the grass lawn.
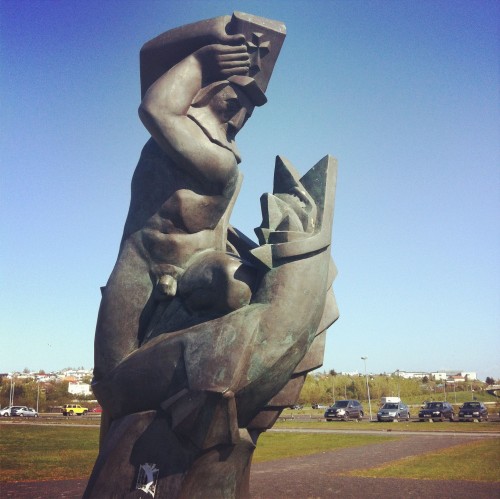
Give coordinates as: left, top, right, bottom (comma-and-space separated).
346, 437, 500, 482
253, 432, 398, 463
0, 425, 100, 482
0, 425, 395, 482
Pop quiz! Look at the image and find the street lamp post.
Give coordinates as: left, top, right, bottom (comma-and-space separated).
36, 382, 40, 413
361, 357, 373, 421
396, 369, 400, 399
9, 378, 15, 407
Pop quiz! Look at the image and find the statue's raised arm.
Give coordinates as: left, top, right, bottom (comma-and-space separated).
139, 41, 251, 187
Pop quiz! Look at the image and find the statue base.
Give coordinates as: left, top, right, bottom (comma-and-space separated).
83, 410, 256, 499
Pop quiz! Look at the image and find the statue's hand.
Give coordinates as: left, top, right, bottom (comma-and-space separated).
195, 43, 250, 82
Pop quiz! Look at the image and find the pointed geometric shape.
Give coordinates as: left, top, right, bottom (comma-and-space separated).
273, 155, 303, 194
248, 244, 273, 269
250, 155, 337, 268
228, 12, 286, 93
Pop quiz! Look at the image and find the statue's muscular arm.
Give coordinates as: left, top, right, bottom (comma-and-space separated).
138, 43, 249, 192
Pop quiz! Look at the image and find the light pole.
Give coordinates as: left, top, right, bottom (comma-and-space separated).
9, 378, 15, 407
396, 369, 400, 398
361, 357, 373, 421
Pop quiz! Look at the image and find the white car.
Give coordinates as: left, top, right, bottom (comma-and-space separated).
0, 406, 13, 416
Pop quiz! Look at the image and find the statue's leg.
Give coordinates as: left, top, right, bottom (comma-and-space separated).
179, 430, 256, 499
83, 410, 195, 499
94, 241, 153, 380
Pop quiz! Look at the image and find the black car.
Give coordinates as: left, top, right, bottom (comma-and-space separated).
458, 401, 489, 422
324, 400, 364, 421
418, 401, 455, 422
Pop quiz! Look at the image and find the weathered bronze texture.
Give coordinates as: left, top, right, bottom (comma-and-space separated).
85, 12, 338, 499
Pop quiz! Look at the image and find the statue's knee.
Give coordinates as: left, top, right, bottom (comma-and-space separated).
178, 252, 256, 314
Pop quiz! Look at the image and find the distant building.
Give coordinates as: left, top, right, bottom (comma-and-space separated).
395, 371, 427, 379
68, 382, 92, 396
447, 375, 465, 383
61, 369, 92, 380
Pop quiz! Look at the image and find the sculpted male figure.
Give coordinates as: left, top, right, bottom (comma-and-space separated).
94, 37, 262, 384
87, 13, 338, 499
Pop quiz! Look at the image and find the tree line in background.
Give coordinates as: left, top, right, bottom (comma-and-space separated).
0, 372, 498, 412
298, 371, 497, 406
0, 376, 96, 412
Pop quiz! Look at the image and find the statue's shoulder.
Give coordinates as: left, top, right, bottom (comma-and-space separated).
132, 138, 192, 187
137, 137, 170, 163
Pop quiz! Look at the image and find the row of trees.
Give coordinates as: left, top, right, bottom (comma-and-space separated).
297, 371, 494, 406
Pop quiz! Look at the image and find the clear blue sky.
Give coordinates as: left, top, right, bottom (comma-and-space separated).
1, 1, 499, 381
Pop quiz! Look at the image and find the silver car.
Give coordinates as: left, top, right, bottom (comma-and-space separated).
377, 402, 410, 422
11, 406, 39, 417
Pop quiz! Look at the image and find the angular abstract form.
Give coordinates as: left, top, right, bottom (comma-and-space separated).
84, 12, 339, 499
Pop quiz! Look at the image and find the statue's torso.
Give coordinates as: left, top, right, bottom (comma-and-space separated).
121, 138, 238, 269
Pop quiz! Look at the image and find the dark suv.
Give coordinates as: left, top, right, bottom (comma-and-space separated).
418, 401, 455, 422
324, 400, 364, 421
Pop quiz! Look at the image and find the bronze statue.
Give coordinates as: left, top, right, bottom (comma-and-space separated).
85, 12, 338, 499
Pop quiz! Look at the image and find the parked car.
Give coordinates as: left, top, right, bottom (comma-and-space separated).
7, 406, 25, 416
312, 404, 327, 409
377, 401, 410, 422
418, 401, 455, 422
62, 404, 88, 416
0, 406, 13, 416
458, 401, 488, 422
11, 406, 39, 417
324, 400, 364, 421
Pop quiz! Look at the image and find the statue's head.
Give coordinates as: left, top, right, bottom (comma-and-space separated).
191, 75, 266, 137
188, 77, 266, 161
206, 84, 253, 139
